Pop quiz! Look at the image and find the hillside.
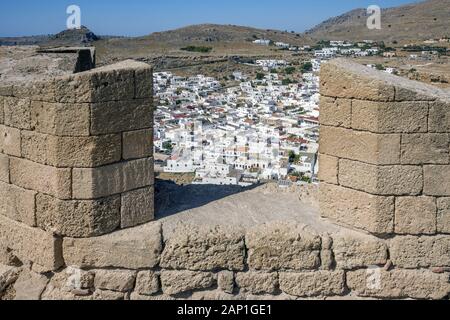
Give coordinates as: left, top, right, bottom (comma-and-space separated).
305, 0, 450, 43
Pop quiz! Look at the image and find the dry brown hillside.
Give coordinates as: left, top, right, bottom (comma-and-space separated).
305, 0, 450, 43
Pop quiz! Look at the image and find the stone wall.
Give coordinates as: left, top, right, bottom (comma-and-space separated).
1, 55, 450, 300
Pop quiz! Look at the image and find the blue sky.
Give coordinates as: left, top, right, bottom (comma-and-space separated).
0, 0, 418, 37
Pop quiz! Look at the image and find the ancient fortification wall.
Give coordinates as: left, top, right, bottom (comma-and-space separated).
1, 53, 449, 300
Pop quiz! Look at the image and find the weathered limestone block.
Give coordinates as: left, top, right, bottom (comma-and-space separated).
3, 97, 32, 130
10, 157, 71, 200
390, 236, 450, 268
94, 270, 136, 292
121, 186, 154, 228
72, 158, 154, 199
437, 198, 450, 233
122, 128, 153, 160
0, 265, 21, 292
0, 181, 36, 226
90, 99, 153, 135
36, 194, 121, 237
235, 272, 278, 294
0, 153, 9, 183
0, 125, 21, 157
351, 100, 428, 133
161, 225, 245, 271
21, 130, 122, 167
320, 183, 394, 235
160, 271, 215, 296
217, 271, 234, 294
41, 271, 93, 301
0, 96, 4, 124
63, 222, 162, 269
318, 154, 338, 185
93, 290, 125, 300
0, 215, 63, 271
279, 271, 345, 297
30, 101, 90, 136
395, 197, 437, 235
332, 233, 388, 269
319, 126, 400, 165
13, 270, 49, 300
347, 269, 450, 300
320, 235, 334, 270
0, 244, 21, 267
339, 159, 423, 196
246, 223, 321, 271
319, 96, 351, 128
401, 134, 449, 165
424, 165, 450, 196
134, 65, 153, 99
135, 271, 160, 296
320, 59, 395, 101
428, 100, 450, 132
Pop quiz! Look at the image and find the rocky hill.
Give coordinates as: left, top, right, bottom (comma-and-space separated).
305, 0, 450, 42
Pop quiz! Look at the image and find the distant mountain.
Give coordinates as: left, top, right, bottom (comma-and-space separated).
305, 0, 450, 42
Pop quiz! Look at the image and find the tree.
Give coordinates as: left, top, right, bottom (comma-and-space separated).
163, 141, 173, 152
300, 62, 313, 73
285, 67, 296, 75
256, 73, 265, 80
375, 64, 384, 71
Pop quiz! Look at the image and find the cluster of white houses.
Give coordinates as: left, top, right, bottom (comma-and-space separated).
153, 60, 322, 186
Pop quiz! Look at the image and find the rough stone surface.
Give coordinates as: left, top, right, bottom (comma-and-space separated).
122, 129, 153, 160
36, 194, 121, 237
94, 270, 136, 292
401, 133, 449, 165
347, 269, 450, 300
424, 165, 450, 196
395, 197, 437, 235
121, 186, 154, 229
0, 265, 21, 292
13, 270, 49, 300
135, 271, 160, 296
72, 158, 154, 199
161, 224, 245, 271
160, 271, 215, 296
0, 181, 36, 226
3, 97, 32, 130
320, 183, 394, 235
235, 272, 278, 294
246, 223, 321, 271
217, 271, 234, 294
429, 100, 450, 132
0, 153, 9, 183
63, 222, 162, 269
390, 235, 450, 268
319, 96, 351, 128
0, 125, 21, 157
339, 159, 423, 196
437, 198, 450, 234
0, 215, 63, 271
320, 126, 401, 165
93, 290, 125, 300
318, 154, 338, 185
10, 157, 71, 200
333, 233, 388, 269
279, 271, 345, 297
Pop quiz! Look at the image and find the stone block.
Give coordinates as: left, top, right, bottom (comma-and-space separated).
217, 271, 234, 294
0, 265, 20, 292
319, 96, 351, 128
0, 215, 63, 271
279, 271, 345, 297
0, 153, 9, 183
347, 269, 450, 300
429, 100, 450, 132
63, 222, 162, 269
235, 273, 278, 294
395, 197, 437, 235
246, 223, 321, 271
437, 198, 450, 233
390, 235, 450, 268
93, 290, 125, 300
13, 270, 49, 300
30, 101, 90, 136
0, 96, 4, 124
318, 154, 338, 185
0, 125, 21, 157
161, 224, 245, 271
3, 97, 32, 130
320, 183, 394, 235
90, 99, 153, 135
94, 270, 136, 292
160, 271, 215, 296
10, 157, 72, 200
351, 100, 428, 133
134, 65, 153, 99
401, 133, 449, 165
338, 159, 423, 196
21, 130, 122, 168
332, 232, 388, 269
121, 186, 154, 228
72, 158, 154, 199
424, 165, 450, 196
122, 129, 153, 160
0, 181, 36, 226
319, 126, 400, 165
135, 271, 160, 296
36, 193, 121, 238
